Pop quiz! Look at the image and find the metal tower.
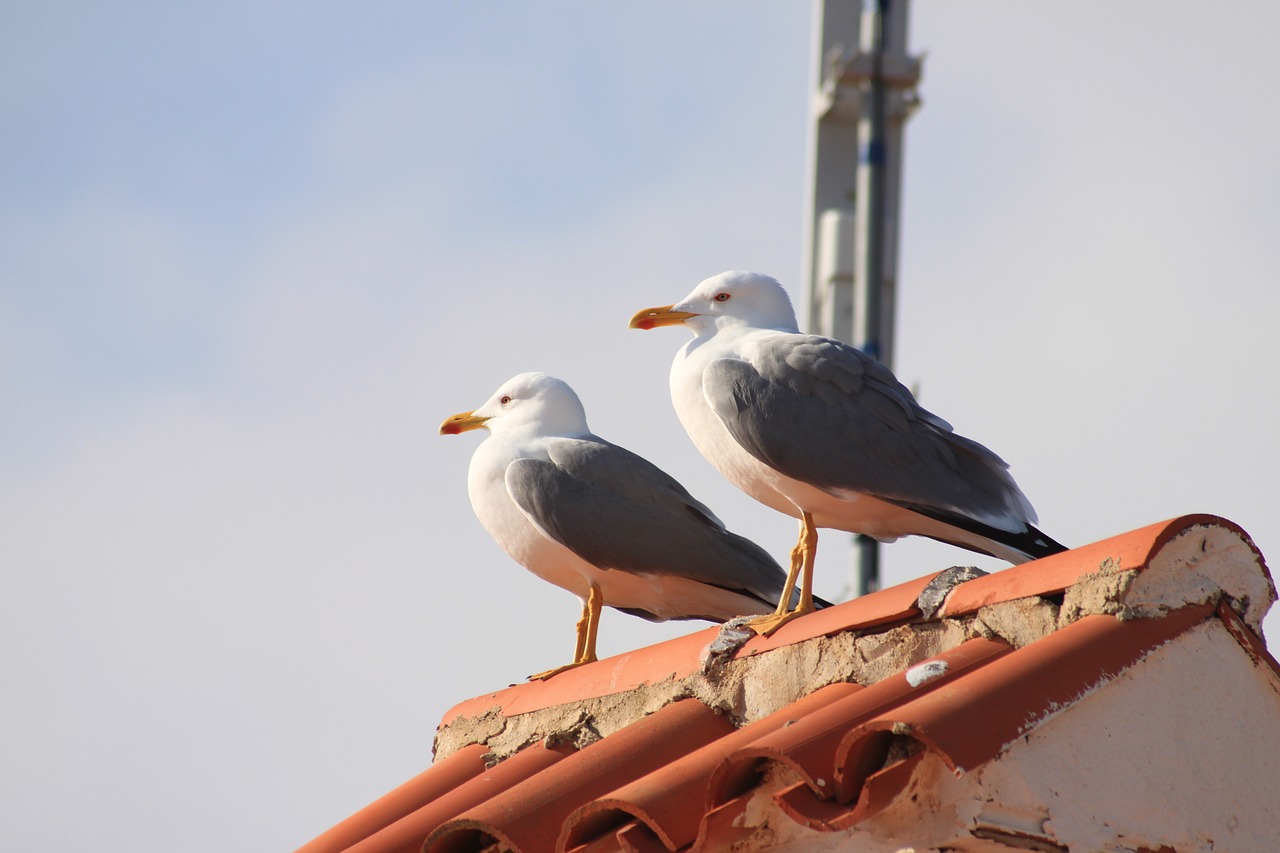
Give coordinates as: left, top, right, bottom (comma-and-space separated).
804, 0, 922, 597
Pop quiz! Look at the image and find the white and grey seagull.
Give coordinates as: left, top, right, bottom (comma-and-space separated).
439, 371, 807, 680
629, 271, 1065, 635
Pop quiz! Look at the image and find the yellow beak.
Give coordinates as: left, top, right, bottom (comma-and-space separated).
439, 410, 490, 435
628, 304, 698, 330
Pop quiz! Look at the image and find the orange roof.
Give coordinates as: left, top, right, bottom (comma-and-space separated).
296, 514, 1277, 853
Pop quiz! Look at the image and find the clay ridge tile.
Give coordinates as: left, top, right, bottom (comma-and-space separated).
441, 514, 1266, 730
730, 569, 940, 656
940, 514, 1259, 617
439, 570, 945, 726
439, 630, 716, 725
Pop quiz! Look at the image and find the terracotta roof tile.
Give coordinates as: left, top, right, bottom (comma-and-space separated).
297, 515, 1276, 853
731, 568, 941, 655
560, 681, 862, 852
426, 699, 733, 853
841, 604, 1214, 776
439, 630, 716, 725
790, 605, 1218, 833
939, 513, 1262, 617
294, 743, 491, 853
706, 636, 1011, 807
1215, 598, 1280, 675
342, 741, 573, 853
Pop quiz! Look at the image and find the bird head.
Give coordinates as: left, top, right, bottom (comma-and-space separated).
439, 372, 591, 439
628, 271, 800, 336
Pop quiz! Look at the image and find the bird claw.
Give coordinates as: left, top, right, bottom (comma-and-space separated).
527, 658, 594, 681
745, 609, 801, 637
745, 594, 820, 636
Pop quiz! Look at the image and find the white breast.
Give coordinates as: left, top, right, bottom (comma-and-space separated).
668, 333, 806, 520
466, 436, 594, 598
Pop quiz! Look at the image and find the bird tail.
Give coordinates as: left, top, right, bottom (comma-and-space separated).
893, 500, 1068, 565
946, 518, 1067, 565
1005, 523, 1068, 562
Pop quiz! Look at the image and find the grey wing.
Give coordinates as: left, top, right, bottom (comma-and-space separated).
503, 438, 787, 605
703, 335, 1037, 530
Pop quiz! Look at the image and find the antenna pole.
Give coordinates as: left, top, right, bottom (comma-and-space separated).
804, 0, 922, 597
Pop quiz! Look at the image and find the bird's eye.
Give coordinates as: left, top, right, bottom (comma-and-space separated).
500, 395, 512, 404
713, 292, 731, 303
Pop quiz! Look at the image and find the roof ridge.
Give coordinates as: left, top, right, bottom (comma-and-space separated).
297, 515, 1277, 853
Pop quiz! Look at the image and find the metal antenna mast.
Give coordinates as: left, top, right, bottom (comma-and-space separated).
804, 0, 922, 598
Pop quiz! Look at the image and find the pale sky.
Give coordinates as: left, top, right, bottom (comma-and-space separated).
3, 3, 1278, 851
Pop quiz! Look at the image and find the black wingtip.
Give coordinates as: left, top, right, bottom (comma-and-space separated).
1020, 525, 1069, 560
890, 499, 1069, 564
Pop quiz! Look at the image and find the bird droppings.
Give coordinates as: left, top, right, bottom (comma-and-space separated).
917, 566, 988, 619
905, 659, 949, 688
700, 615, 757, 674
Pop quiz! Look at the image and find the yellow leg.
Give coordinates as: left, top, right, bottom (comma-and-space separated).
797, 516, 818, 612
529, 584, 604, 681
577, 583, 603, 665
746, 512, 818, 637
571, 596, 592, 662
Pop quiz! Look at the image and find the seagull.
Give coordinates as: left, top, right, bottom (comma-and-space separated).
439, 371, 805, 680
629, 271, 1066, 635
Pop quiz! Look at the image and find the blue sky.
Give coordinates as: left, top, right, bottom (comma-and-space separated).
3, 3, 1279, 851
